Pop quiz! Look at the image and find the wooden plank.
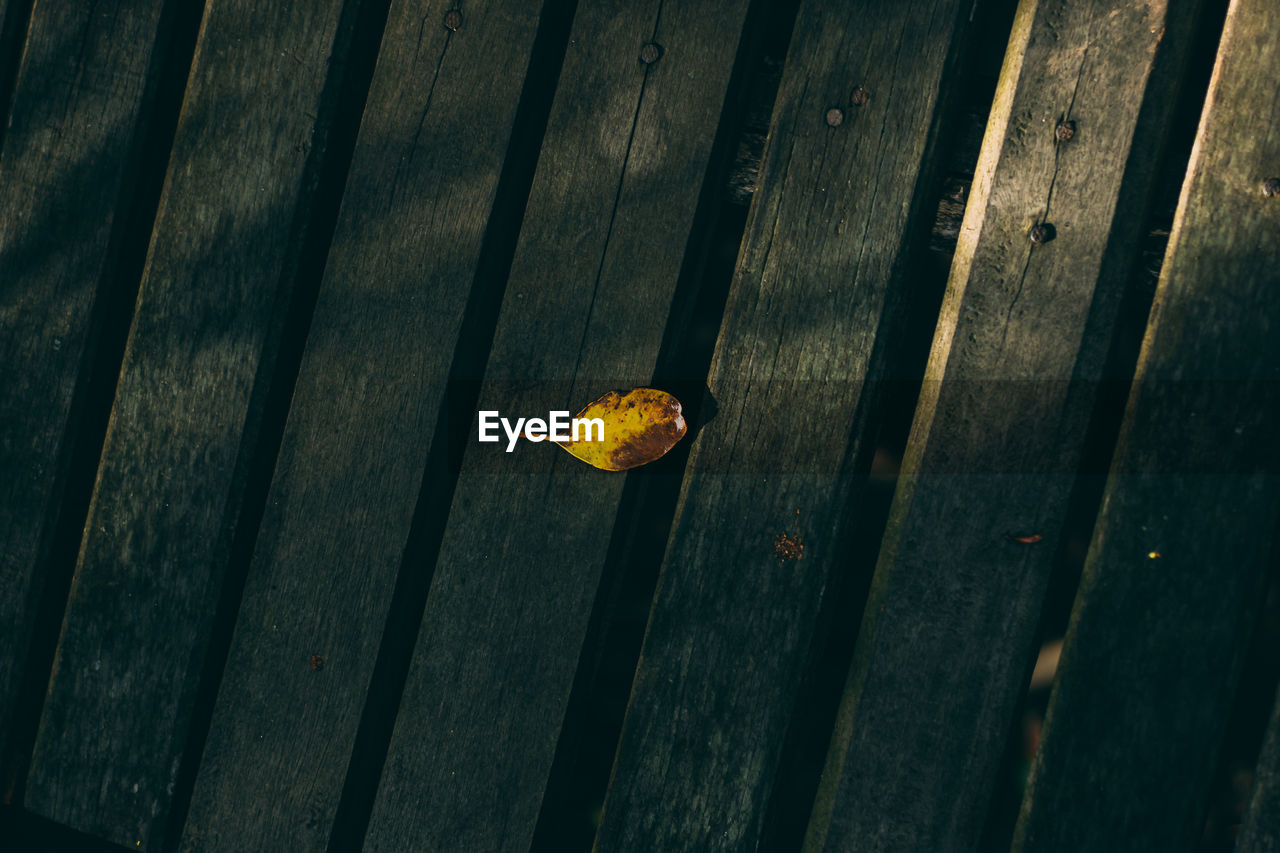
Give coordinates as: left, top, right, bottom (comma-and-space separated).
1242, 685, 1280, 853
17, 0, 377, 848
174, 2, 554, 849
359, 2, 753, 850
0, 0, 168, 789
1014, 0, 1280, 847
803, 1, 1208, 850
591, 1, 973, 849
0, 802, 138, 853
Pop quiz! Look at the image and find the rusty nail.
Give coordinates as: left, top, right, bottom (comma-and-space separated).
639, 42, 663, 64
443, 9, 462, 30
825, 107, 844, 127
1263, 178, 1280, 198
310, 655, 324, 671
851, 86, 870, 107
1029, 223, 1056, 244
1055, 119, 1076, 142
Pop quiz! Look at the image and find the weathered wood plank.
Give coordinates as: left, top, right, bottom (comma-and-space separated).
1015, 0, 1280, 847
1243, 685, 1280, 853
803, 1, 1207, 850
360, 2, 753, 850
0, 0, 168, 790
593, 1, 974, 849
176, 2, 553, 849
0, 803, 136, 853
17, 0, 378, 848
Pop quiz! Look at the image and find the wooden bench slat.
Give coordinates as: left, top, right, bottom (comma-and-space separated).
804, 1, 1207, 850
359, 1, 752, 849
1015, 0, 1280, 847
17, 1, 372, 848
0, 0, 168, 790
593, 0, 973, 849
175, 2, 550, 849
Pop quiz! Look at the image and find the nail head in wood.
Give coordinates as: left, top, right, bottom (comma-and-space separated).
1263, 177, 1280, 198
825, 107, 844, 127
443, 9, 462, 31
1055, 119, 1076, 142
851, 86, 870, 107
1029, 223, 1056, 244
640, 42, 663, 64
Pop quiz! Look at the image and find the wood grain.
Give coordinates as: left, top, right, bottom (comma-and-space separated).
805, 1, 1207, 850
360, 1, 752, 849
176, 2, 550, 849
0, 0, 167, 790
18, 1, 374, 848
1015, 0, 1280, 847
594, 0, 972, 849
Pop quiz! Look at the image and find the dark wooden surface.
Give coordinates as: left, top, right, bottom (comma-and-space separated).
1243, 686, 1280, 853
361, 0, 754, 850
0, 0, 169, 793
806, 0, 1205, 850
1014, 0, 1280, 847
176, 1, 551, 850
1, 0, 1276, 850
22, 1, 366, 848
594, 0, 972, 849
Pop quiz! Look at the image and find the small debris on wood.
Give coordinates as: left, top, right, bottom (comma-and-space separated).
774, 531, 805, 562
310, 655, 324, 671
1008, 533, 1043, 544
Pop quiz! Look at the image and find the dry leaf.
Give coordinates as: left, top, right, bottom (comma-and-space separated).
557, 388, 686, 471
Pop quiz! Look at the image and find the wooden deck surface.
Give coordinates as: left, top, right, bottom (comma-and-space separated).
1, 0, 1278, 851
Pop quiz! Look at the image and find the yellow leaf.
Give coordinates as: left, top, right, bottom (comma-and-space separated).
557, 388, 687, 471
